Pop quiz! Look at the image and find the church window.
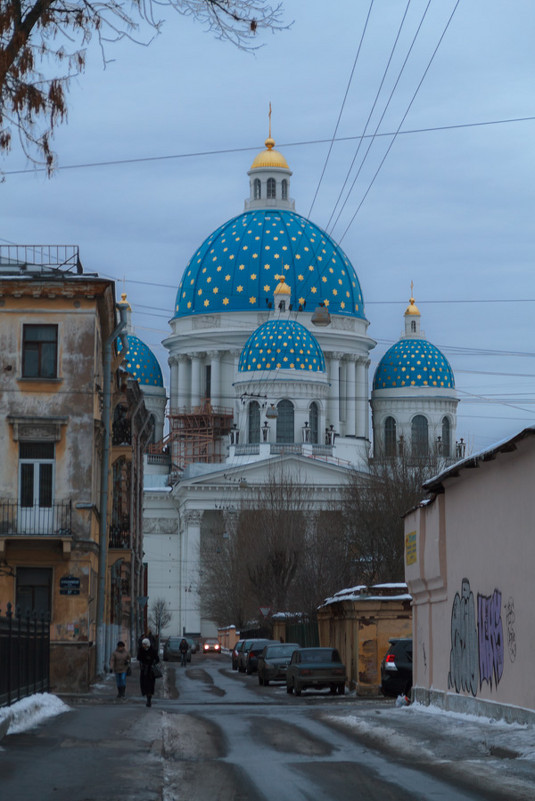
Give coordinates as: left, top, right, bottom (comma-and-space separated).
411, 415, 428, 457
254, 179, 261, 199
309, 402, 319, 444
281, 180, 288, 200
441, 416, 451, 457
411, 320, 416, 333
248, 401, 260, 443
384, 416, 396, 457
276, 399, 294, 443
267, 178, 276, 199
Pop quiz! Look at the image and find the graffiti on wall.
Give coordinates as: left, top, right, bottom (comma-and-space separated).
448, 579, 515, 697
478, 589, 504, 689
448, 578, 479, 695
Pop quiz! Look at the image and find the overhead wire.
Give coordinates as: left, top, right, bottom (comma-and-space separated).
306, 0, 375, 219
337, 0, 461, 243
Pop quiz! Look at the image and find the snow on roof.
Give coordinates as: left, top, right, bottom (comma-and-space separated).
320, 583, 411, 607
423, 425, 535, 494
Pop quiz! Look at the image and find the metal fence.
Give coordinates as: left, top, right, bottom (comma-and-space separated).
0, 603, 50, 708
0, 500, 72, 537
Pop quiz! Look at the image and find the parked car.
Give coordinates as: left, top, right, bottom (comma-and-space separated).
257, 642, 301, 685
186, 637, 198, 655
244, 640, 273, 674
232, 639, 245, 670
202, 637, 221, 653
163, 637, 191, 662
237, 638, 268, 672
380, 637, 413, 697
286, 647, 346, 696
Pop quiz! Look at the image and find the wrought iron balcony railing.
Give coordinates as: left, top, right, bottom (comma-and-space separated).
0, 501, 72, 537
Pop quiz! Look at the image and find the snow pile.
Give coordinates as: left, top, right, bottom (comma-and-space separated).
0, 693, 70, 738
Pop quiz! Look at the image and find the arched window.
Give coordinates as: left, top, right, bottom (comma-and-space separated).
276, 400, 294, 443
411, 415, 428, 457
384, 416, 396, 457
309, 402, 319, 444
267, 178, 276, 199
248, 401, 260, 443
281, 179, 288, 200
254, 179, 261, 199
411, 320, 416, 332
442, 417, 451, 457
149, 414, 157, 444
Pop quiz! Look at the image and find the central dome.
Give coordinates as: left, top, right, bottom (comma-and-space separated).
174, 209, 365, 320
239, 319, 325, 372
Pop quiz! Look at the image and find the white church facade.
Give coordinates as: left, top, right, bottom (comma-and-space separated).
123, 130, 463, 639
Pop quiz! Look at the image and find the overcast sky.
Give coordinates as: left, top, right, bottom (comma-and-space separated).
2, 0, 534, 454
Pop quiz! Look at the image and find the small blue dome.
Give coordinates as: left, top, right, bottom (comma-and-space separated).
373, 338, 454, 390
239, 319, 325, 373
174, 209, 365, 320
118, 335, 164, 387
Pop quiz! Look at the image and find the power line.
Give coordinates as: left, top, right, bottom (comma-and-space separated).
3, 115, 535, 177
337, 0, 461, 243
307, 0, 375, 219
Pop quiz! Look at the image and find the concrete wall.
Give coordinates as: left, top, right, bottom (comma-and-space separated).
405, 433, 535, 720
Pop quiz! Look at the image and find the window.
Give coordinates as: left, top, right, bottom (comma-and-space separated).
442, 417, 451, 457
16, 567, 52, 616
254, 179, 261, 199
281, 179, 288, 200
267, 178, 276, 199
309, 402, 319, 444
248, 401, 260, 443
19, 442, 54, 509
22, 324, 58, 378
384, 416, 397, 457
411, 415, 428, 457
411, 320, 416, 333
205, 365, 211, 402
276, 400, 294, 443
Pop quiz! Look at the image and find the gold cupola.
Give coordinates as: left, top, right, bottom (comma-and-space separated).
245, 104, 295, 212
404, 283, 423, 337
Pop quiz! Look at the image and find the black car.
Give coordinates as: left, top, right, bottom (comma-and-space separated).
245, 640, 273, 674
257, 642, 300, 685
380, 637, 413, 697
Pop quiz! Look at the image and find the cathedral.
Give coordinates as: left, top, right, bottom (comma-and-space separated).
121, 129, 463, 639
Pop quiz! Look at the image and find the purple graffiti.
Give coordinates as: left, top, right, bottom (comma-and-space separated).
478, 590, 504, 689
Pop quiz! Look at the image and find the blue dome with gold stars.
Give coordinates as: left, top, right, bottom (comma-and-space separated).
239, 319, 325, 373
118, 335, 164, 387
373, 338, 454, 390
174, 210, 365, 319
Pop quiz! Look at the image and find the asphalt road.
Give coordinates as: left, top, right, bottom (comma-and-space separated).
0, 653, 533, 801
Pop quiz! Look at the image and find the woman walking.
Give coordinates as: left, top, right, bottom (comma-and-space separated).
137, 636, 160, 707
109, 640, 131, 699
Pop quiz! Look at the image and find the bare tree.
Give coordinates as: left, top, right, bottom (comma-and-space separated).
0, 0, 286, 171
341, 453, 444, 585
148, 597, 172, 641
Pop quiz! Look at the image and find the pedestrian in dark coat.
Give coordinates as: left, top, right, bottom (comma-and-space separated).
137, 637, 160, 707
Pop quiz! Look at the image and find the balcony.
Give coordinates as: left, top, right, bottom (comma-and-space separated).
0, 501, 72, 537
109, 524, 130, 550
0, 501, 73, 557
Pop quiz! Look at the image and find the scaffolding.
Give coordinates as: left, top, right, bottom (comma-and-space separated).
149, 401, 234, 471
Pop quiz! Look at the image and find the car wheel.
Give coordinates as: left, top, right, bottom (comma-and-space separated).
246, 666, 253, 675
286, 683, 293, 694
338, 684, 345, 695
329, 684, 336, 694
264, 678, 269, 686
294, 682, 301, 696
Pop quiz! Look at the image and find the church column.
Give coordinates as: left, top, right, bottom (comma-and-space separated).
169, 356, 178, 410
182, 509, 202, 636
328, 352, 342, 433
191, 353, 204, 408
208, 350, 221, 409
345, 356, 357, 436
356, 357, 369, 439
177, 355, 188, 411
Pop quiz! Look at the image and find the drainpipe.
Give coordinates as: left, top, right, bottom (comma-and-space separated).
95, 304, 129, 675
